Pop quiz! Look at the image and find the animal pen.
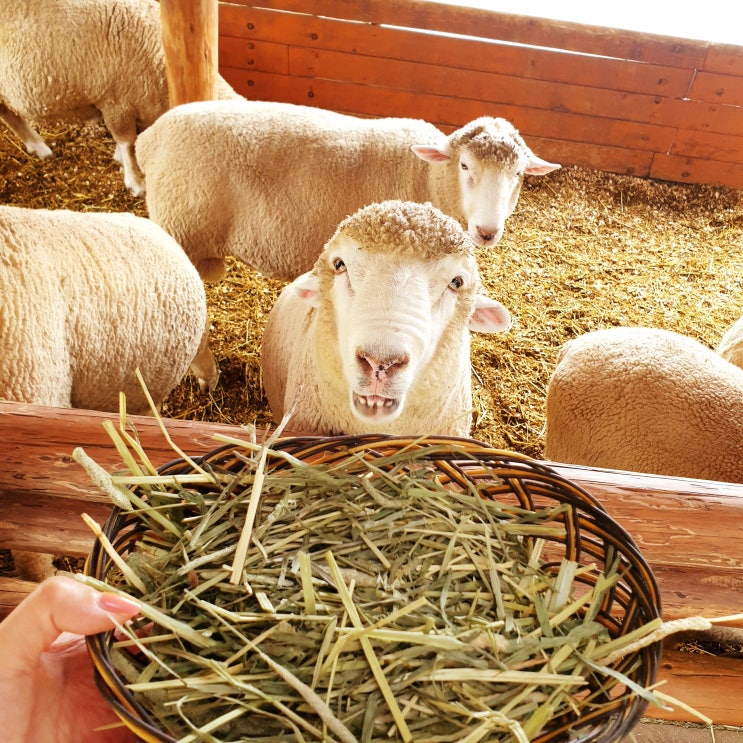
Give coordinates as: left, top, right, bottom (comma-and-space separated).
2, 0, 743, 737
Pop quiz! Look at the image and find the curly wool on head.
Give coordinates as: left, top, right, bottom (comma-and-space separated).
448, 117, 530, 167
332, 200, 475, 261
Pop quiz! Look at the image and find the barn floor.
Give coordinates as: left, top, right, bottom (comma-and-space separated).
2, 122, 743, 460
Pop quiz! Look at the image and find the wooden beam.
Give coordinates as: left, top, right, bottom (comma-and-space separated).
2, 400, 743, 623
160, 0, 219, 105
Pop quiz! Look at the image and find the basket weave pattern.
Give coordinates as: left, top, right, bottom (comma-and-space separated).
85, 434, 662, 743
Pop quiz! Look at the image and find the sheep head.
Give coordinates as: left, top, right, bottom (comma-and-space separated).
412, 116, 560, 247
294, 200, 511, 427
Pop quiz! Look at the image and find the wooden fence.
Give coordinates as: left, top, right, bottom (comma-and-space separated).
216, 0, 743, 190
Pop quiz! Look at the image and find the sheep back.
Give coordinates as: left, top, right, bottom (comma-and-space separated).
544, 326, 743, 483
0, 204, 211, 414
1, 0, 168, 129
135, 99, 447, 282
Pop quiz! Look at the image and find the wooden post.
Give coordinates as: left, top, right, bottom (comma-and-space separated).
159, 0, 219, 106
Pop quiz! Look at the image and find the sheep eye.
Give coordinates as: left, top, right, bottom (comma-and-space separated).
449, 276, 464, 290
332, 257, 346, 273
459, 161, 469, 171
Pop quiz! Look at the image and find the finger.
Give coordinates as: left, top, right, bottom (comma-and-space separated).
0, 575, 140, 669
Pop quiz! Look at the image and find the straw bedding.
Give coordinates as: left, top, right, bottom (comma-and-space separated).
2, 121, 743, 591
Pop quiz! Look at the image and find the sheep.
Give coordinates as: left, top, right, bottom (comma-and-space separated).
715, 314, 743, 369
135, 98, 560, 283
544, 326, 743, 483
0, 203, 217, 581
260, 200, 512, 438
0, 0, 240, 197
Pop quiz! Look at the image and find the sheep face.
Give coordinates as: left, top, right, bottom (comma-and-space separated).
412, 117, 560, 248
297, 201, 511, 427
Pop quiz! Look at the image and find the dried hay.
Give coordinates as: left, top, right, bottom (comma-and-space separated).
3, 122, 743, 459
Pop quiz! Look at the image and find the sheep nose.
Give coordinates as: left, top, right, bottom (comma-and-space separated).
357, 352, 408, 380
476, 225, 502, 244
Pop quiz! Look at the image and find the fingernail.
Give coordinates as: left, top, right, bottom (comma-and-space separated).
98, 593, 141, 616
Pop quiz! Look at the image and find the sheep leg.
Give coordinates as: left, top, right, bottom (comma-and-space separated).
0, 103, 53, 159
100, 108, 145, 197
12, 549, 55, 582
190, 323, 220, 393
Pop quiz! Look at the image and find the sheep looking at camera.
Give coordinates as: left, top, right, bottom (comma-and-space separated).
135, 98, 560, 282
0, 0, 239, 196
1, 204, 217, 583
544, 326, 743, 483
260, 200, 512, 437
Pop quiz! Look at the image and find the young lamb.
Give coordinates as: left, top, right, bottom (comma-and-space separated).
135, 98, 560, 283
260, 200, 512, 437
1, 204, 217, 581
0, 0, 239, 197
544, 326, 743, 483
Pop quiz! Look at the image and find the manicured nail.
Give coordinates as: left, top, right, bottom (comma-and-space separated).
98, 593, 141, 616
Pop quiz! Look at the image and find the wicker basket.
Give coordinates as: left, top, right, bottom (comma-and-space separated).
85, 434, 662, 743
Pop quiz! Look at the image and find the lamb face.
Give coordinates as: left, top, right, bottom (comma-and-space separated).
329, 236, 476, 423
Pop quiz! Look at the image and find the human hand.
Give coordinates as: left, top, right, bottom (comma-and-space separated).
0, 574, 141, 742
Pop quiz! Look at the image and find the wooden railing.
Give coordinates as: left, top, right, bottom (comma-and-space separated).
216, 0, 743, 189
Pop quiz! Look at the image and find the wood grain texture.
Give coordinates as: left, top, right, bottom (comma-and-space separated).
161, 0, 219, 105
216, 1, 743, 187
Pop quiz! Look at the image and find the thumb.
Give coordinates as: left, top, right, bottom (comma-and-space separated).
0, 575, 140, 670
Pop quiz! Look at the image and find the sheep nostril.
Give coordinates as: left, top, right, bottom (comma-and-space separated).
477, 226, 494, 242
358, 353, 408, 379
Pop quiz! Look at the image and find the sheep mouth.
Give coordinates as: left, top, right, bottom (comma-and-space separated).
352, 393, 401, 420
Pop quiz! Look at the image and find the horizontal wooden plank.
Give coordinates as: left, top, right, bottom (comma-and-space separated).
655, 97, 743, 137
526, 137, 654, 178
703, 43, 743, 76
219, 36, 288, 74
219, 0, 709, 68
670, 128, 743, 164
647, 640, 743, 726
1, 491, 110, 555
286, 47, 684, 125
0, 577, 36, 619
689, 70, 743, 107
218, 4, 695, 98
650, 152, 743, 190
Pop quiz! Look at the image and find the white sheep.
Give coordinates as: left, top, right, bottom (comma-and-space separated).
0, 0, 239, 197
0, 203, 217, 581
715, 314, 743, 369
544, 326, 743, 483
260, 200, 512, 437
135, 98, 560, 283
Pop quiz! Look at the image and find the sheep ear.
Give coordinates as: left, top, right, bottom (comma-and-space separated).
469, 296, 511, 333
292, 273, 321, 308
524, 155, 561, 176
411, 144, 451, 164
